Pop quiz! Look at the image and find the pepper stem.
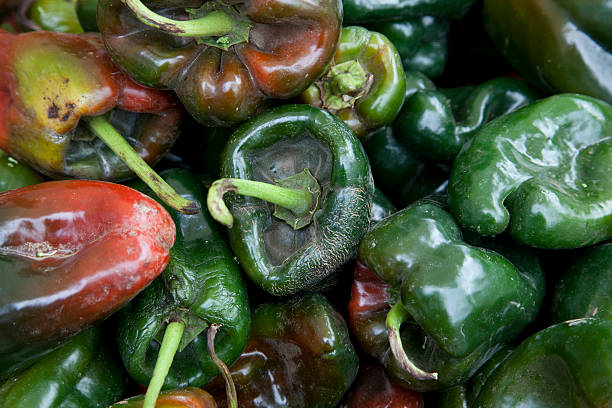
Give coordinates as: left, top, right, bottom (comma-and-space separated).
208, 324, 238, 408
142, 321, 185, 408
83, 116, 200, 214
386, 302, 439, 381
122, 0, 233, 37
207, 169, 321, 229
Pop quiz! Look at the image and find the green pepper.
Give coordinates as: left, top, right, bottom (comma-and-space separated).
484, 0, 612, 105
300, 26, 406, 140
0, 326, 126, 408
470, 319, 612, 408
117, 169, 250, 401
448, 93, 612, 249
205, 293, 359, 408
356, 199, 544, 391
24, 0, 98, 33
342, 0, 477, 24
206, 104, 374, 296
552, 243, 612, 323
0, 151, 44, 192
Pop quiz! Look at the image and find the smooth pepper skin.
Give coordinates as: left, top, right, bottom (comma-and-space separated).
472, 319, 612, 408
300, 26, 406, 140
0, 151, 44, 193
449, 93, 612, 249
484, 0, 612, 105
206, 293, 359, 408
0, 326, 126, 408
118, 169, 250, 389
221, 104, 374, 296
111, 388, 217, 408
98, 0, 342, 127
342, 0, 476, 23
0, 30, 182, 181
27, 0, 99, 33
0, 180, 175, 379
551, 243, 612, 323
355, 200, 544, 391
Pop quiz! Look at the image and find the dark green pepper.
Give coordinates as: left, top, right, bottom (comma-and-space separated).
449, 93, 612, 249
0, 326, 126, 407
117, 169, 250, 397
0, 151, 44, 192
207, 104, 374, 296
206, 293, 359, 408
356, 199, 544, 391
342, 0, 476, 24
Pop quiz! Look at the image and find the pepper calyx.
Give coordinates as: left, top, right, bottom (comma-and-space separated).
273, 168, 322, 230
317, 59, 374, 112
187, 1, 252, 51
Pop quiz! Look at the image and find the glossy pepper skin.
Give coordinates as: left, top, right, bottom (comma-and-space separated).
220, 104, 374, 296
471, 319, 612, 408
98, 0, 342, 127
300, 26, 406, 141
552, 243, 612, 323
111, 388, 217, 408
0, 151, 44, 193
0, 326, 126, 408
0, 180, 175, 379
449, 93, 612, 249
0, 30, 182, 181
355, 199, 544, 391
26, 0, 99, 33
342, 0, 476, 23
484, 0, 612, 105
206, 293, 359, 408
118, 169, 250, 389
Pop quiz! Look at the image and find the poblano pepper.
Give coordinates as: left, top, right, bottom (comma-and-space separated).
111, 388, 218, 408
342, 0, 476, 24
98, 0, 342, 126
449, 93, 612, 249
0, 326, 126, 408
207, 104, 374, 296
117, 169, 250, 405
0, 151, 44, 193
354, 199, 544, 391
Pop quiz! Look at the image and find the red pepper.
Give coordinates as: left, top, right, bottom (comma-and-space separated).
0, 180, 176, 378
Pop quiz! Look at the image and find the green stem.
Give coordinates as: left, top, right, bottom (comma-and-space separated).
386, 302, 439, 381
123, 0, 233, 37
142, 321, 185, 408
207, 177, 314, 228
83, 116, 200, 214
207, 324, 238, 408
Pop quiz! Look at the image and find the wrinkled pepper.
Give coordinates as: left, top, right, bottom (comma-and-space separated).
300, 26, 406, 140
0, 326, 126, 408
342, 0, 476, 23
206, 293, 359, 408
0, 180, 175, 378
0, 30, 200, 214
98, 0, 342, 126
117, 169, 250, 405
449, 93, 612, 249
206, 104, 374, 296
111, 388, 218, 408
484, 0, 612, 105
24, 0, 99, 33
0, 151, 44, 193
353, 199, 544, 391
552, 243, 612, 323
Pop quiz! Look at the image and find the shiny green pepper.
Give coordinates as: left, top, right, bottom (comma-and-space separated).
0, 151, 44, 193
26, 0, 98, 33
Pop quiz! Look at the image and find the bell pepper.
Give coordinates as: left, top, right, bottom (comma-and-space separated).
341, 360, 424, 408
206, 104, 374, 296
205, 293, 359, 408
342, 0, 476, 24
371, 188, 397, 225
300, 26, 406, 141
116, 169, 250, 406
111, 388, 218, 408
97, 0, 342, 127
0, 326, 126, 408
23, 0, 98, 33
484, 0, 612, 105
552, 243, 612, 323
353, 199, 544, 391
469, 318, 612, 407
0, 30, 203, 214
448, 93, 612, 249
0, 180, 175, 378
0, 151, 44, 193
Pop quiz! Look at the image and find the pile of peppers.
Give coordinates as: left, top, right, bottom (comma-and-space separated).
1, 0, 611, 407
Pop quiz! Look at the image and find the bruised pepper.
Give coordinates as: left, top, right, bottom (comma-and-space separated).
0, 30, 199, 214
206, 104, 374, 296
0, 180, 175, 379
98, 0, 342, 127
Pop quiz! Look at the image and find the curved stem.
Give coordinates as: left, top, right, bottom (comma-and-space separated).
386, 302, 439, 381
143, 321, 185, 408
207, 177, 314, 228
123, 0, 233, 37
208, 324, 238, 408
83, 116, 200, 214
